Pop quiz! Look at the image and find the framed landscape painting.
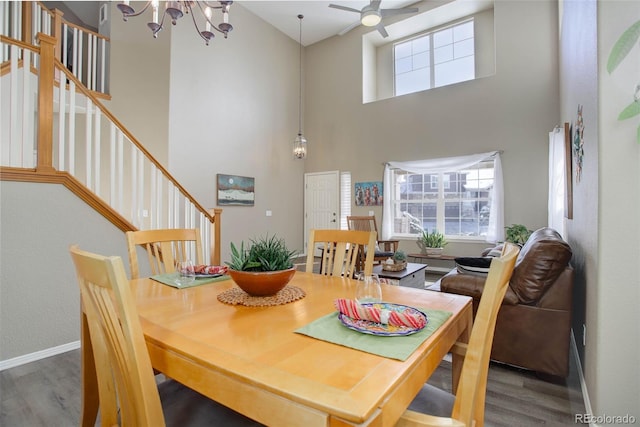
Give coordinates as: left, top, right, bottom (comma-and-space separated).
217, 174, 255, 206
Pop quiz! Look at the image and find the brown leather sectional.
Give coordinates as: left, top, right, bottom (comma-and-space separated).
439, 227, 574, 378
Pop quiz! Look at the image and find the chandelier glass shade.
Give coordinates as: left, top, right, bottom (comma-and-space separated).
293, 14, 307, 160
116, 1, 233, 45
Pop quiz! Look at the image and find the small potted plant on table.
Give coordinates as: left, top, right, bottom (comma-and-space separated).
382, 250, 407, 271
226, 234, 298, 296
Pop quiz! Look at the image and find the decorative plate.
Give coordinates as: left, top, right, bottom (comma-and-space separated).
338, 302, 428, 336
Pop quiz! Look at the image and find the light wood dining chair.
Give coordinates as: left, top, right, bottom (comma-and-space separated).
397, 243, 520, 427
69, 245, 262, 427
306, 229, 377, 278
126, 228, 204, 279
347, 215, 399, 271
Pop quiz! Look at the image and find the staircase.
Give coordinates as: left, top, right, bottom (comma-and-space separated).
1, 1, 221, 264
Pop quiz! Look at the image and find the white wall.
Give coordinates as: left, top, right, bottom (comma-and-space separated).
304, 0, 559, 256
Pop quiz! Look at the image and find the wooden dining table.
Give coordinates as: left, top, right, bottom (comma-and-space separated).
80, 271, 472, 427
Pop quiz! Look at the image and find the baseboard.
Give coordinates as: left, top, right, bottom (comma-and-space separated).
571, 330, 595, 426
0, 341, 80, 371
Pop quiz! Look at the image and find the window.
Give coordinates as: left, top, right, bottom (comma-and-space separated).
394, 20, 475, 96
386, 157, 498, 240
340, 171, 352, 230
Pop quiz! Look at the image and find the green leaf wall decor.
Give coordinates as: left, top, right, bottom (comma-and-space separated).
607, 20, 640, 73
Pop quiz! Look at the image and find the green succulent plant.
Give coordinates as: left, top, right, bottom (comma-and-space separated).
420, 229, 447, 248
226, 234, 297, 272
393, 250, 407, 262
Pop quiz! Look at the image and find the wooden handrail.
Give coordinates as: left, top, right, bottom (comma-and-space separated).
1, 32, 223, 265
53, 58, 215, 223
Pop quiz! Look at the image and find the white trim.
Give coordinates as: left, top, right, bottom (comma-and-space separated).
571, 330, 595, 426
0, 341, 80, 371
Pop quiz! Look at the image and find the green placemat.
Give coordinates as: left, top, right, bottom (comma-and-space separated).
151, 272, 230, 289
295, 308, 452, 361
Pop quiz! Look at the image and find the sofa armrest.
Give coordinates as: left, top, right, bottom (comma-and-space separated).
536, 266, 574, 310
440, 269, 519, 305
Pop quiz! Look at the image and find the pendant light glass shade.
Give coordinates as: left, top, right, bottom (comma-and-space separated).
293, 133, 307, 159
293, 14, 307, 160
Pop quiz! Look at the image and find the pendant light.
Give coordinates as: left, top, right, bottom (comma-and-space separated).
293, 14, 307, 160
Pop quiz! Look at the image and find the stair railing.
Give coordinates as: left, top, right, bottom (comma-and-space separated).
0, 33, 222, 265
1, 1, 110, 97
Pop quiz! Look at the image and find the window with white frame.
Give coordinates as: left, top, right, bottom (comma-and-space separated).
340, 171, 352, 230
394, 19, 475, 97
388, 159, 495, 239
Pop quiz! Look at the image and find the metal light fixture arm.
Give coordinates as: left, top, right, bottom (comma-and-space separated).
117, 1, 233, 44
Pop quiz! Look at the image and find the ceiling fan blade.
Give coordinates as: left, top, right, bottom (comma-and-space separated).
338, 20, 362, 36
370, 0, 382, 11
329, 4, 362, 14
380, 7, 419, 18
376, 23, 389, 38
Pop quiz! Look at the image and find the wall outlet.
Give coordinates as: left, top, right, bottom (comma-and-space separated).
369, 210, 374, 216
142, 209, 149, 218
266, 210, 272, 217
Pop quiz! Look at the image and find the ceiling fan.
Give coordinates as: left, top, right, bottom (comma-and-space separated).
329, 0, 419, 38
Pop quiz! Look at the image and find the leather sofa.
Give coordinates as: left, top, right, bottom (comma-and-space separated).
439, 227, 574, 378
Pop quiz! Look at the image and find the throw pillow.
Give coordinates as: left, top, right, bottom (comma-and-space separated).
455, 257, 493, 277
481, 244, 503, 257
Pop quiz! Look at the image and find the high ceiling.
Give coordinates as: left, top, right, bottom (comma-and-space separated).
52, 1, 420, 46
240, 1, 419, 46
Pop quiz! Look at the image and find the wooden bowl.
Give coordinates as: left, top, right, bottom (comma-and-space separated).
227, 267, 296, 296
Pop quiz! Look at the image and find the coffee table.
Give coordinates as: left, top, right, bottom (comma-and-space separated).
373, 262, 427, 289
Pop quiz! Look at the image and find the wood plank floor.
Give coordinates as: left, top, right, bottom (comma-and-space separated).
1, 347, 585, 426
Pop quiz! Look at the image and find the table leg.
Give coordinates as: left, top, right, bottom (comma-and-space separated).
80, 309, 99, 427
451, 305, 473, 394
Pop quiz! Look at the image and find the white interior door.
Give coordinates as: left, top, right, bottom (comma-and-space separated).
304, 171, 339, 253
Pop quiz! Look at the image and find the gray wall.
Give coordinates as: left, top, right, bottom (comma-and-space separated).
560, 0, 640, 418
106, 3, 305, 261
0, 181, 129, 360
303, 0, 559, 257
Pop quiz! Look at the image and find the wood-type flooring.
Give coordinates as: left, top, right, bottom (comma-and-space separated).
1, 346, 586, 426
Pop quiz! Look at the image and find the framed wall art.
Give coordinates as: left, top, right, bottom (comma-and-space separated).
354, 181, 383, 206
563, 122, 573, 219
217, 174, 255, 206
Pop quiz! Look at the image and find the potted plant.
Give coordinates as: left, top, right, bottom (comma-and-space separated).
382, 250, 407, 271
226, 234, 298, 296
419, 229, 447, 257
504, 224, 532, 246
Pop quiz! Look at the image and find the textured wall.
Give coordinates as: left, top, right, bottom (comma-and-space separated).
0, 181, 129, 360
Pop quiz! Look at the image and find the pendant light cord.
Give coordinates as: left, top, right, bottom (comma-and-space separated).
298, 14, 303, 136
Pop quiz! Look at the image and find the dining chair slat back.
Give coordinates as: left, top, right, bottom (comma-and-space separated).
398, 243, 520, 427
306, 229, 376, 278
69, 245, 262, 427
346, 215, 399, 271
70, 245, 165, 426
126, 228, 203, 279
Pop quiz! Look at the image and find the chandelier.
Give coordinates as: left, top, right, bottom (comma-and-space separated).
293, 14, 307, 160
116, 1, 233, 45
